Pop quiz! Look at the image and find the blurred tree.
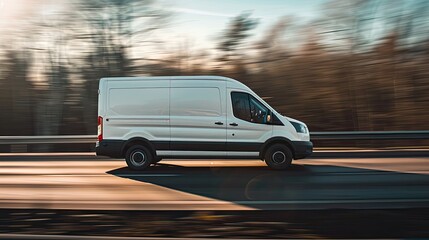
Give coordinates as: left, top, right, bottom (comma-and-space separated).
218, 12, 258, 58
217, 12, 258, 79
0, 0, 428, 151
294, 0, 429, 132
0, 50, 34, 136
76, 0, 169, 133
251, 16, 294, 104
35, 32, 70, 137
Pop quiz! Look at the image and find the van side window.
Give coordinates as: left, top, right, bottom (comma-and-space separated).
231, 92, 270, 124
231, 92, 251, 122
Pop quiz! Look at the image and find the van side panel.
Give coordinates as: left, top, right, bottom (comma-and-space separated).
104, 79, 170, 142
168, 80, 227, 156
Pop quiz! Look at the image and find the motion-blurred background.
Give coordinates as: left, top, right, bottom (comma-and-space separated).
0, 0, 428, 148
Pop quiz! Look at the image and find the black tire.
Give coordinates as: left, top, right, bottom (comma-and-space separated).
264, 144, 293, 170
125, 145, 153, 170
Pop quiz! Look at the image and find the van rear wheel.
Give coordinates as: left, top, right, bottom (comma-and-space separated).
125, 145, 153, 170
264, 144, 293, 170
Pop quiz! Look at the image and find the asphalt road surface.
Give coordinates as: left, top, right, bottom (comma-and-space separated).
1, 153, 428, 210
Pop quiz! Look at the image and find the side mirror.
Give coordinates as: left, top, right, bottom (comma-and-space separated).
267, 112, 272, 123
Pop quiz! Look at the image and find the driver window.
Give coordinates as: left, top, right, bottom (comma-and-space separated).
231, 91, 270, 124
249, 96, 269, 124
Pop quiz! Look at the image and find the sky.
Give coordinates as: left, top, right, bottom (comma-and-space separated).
0, 0, 328, 51
0, 0, 62, 34
155, 0, 328, 51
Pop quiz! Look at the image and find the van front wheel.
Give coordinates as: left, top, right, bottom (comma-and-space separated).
264, 144, 293, 170
125, 145, 153, 170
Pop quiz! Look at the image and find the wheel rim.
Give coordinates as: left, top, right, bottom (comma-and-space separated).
131, 151, 146, 166
272, 151, 286, 164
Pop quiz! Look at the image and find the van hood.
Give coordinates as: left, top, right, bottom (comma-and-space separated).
282, 116, 306, 126
282, 115, 310, 139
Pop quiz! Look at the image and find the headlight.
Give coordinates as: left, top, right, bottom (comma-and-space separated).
290, 121, 308, 134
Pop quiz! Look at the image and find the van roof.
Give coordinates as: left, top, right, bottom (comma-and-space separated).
101, 75, 234, 82
100, 75, 250, 90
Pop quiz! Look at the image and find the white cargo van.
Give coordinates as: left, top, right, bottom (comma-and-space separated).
96, 76, 312, 170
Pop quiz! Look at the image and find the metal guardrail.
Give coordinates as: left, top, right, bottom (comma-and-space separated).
0, 131, 428, 144
0, 135, 97, 145
311, 131, 429, 140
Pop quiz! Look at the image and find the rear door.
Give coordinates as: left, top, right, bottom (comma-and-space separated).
169, 80, 227, 157
104, 79, 170, 143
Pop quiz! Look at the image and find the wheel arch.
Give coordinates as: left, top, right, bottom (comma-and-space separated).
260, 137, 296, 159
121, 137, 156, 158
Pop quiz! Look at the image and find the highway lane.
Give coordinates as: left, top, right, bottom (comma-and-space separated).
0, 155, 428, 210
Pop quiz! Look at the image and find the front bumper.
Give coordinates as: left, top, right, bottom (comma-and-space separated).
292, 141, 313, 159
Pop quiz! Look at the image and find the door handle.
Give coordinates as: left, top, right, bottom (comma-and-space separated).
215, 121, 224, 125
229, 123, 238, 126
